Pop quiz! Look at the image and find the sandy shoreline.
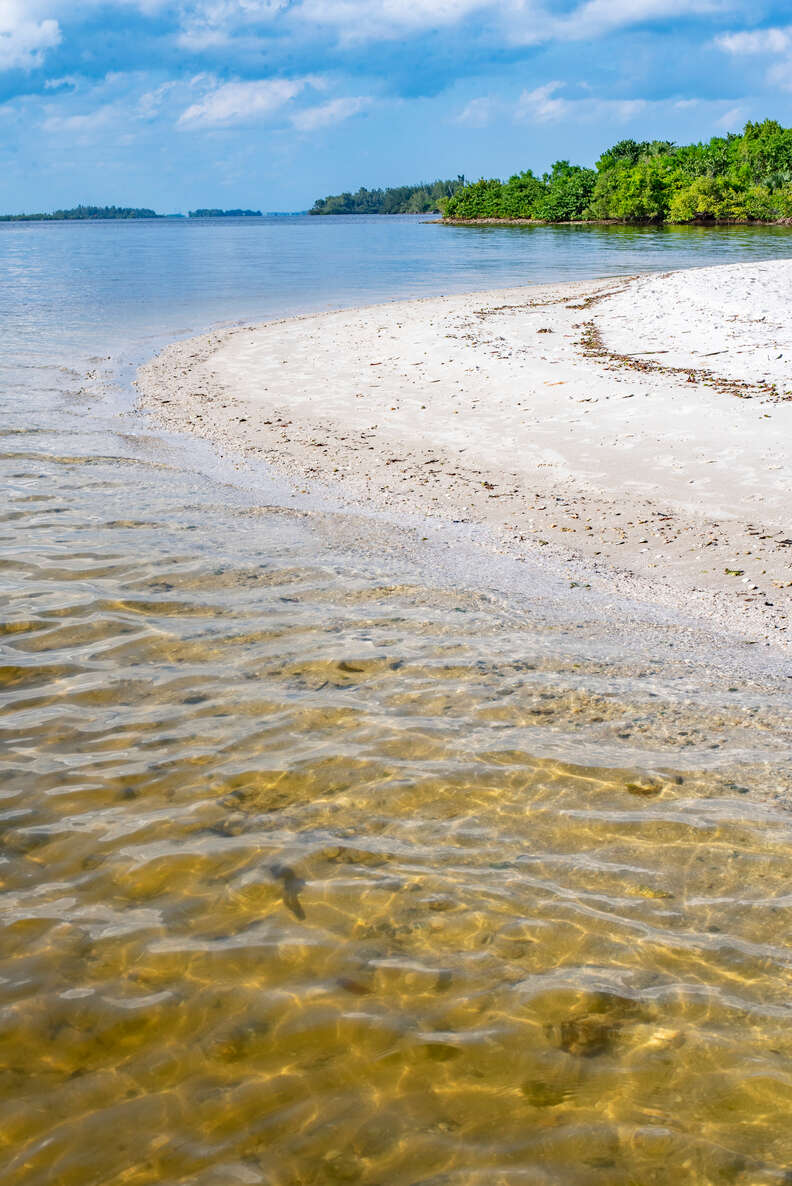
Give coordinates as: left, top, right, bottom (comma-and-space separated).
137, 261, 792, 646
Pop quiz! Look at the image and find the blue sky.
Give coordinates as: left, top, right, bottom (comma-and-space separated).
1, 0, 791, 213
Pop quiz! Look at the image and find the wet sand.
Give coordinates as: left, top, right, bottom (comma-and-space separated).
137, 261, 792, 646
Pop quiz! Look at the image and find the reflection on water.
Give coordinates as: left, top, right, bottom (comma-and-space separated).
2, 218, 792, 1185
3, 426, 792, 1186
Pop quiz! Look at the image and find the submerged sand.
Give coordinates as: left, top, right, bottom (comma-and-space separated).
137, 260, 792, 645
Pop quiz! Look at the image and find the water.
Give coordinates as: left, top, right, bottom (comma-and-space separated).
3, 216, 792, 1186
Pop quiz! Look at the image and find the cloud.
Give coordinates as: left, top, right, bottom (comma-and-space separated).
44, 73, 79, 89
553, 0, 728, 39
0, 3, 60, 71
515, 81, 570, 122
512, 82, 660, 125
291, 94, 369, 130
454, 79, 739, 133
768, 57, 792, 92
293, 0, 489, 43
291, 0, 737, 48
715, 26, 792, 55
178, 76, 315, 125
456, 96, 496, 127
714, 23, 792, 94
138, 80, 177, 117
460, 85, 650, 129
715, 104, 745, 128
41, 103, 118, 136
175, 0, 287, 49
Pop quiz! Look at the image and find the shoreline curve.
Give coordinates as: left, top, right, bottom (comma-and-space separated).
136, 261, 792, 648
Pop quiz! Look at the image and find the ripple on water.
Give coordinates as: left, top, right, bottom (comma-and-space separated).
2, 436, 792, 1186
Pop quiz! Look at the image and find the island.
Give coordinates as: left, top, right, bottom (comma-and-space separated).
310, 178, 466, 215
187, 209, 263, 218
0, 205, 162, 222
441, 119, 792, 224
0, 205, 267, 222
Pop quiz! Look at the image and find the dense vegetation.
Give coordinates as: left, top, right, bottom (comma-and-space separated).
310, 178, 466, 215
0, 205, 161, 221
443, 121, 792, 224
188, 208, 262, 217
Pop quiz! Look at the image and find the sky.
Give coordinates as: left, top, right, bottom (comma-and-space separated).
0, 0, 791, 213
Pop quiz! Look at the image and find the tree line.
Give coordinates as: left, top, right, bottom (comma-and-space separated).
0, 205, 161, 221
188, 209, 262, 217
442, 121, 792, 223
310, 178, 466, 215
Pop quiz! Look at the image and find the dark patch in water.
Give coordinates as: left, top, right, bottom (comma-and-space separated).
271, 863, 306, 920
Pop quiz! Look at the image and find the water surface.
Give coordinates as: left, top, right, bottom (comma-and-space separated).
2, 217, 792, 1185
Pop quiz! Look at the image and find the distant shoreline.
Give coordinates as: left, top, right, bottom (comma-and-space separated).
0, 206, 272, 222
440, 216, 792, 227
0, 206, 163, 222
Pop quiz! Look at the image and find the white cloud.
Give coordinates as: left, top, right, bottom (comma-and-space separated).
0, 2, 60, 71
176, 27, 231, 49
291, 0, 735, 47
138, 80, 177, 117
42, 103, 118, 136
506, 0, 731, 46
178, 76, 315, 126
512, 82, 660, 125
515, 81, 570, 122
291, 94, 369, 131
181, 0, 286, 22
0, 0, 748, 74
714, 24, 792, 94
715, 105, 745, 128
44, 73, 79, 89
555, 0, 726, 39
455, 96, 496, 127
293, 0, 493, 42
457, 86, 649, 129
613, 98, 647, 120
175, 0, 287, 49
768, 57, 792, 92
715, 26, 792, 55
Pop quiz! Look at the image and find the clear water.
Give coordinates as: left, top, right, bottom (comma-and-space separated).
5, 215, 792, 342
2, 216, 792, 1186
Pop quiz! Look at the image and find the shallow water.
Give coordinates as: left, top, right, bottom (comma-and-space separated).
2, 217, 792, 1185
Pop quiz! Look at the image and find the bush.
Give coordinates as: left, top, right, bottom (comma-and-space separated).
440, 119, 792, 223
587, 157, 673, 221
499, 170, 545, 218
668, 177, 748, 222
444, 178, 505, 219
533, 161, 596, 221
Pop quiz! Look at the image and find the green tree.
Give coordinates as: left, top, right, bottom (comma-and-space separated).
391, 119, 792, 224
444, 178, 505, 218
310, 178, 466, 215
588, 156, 674, 221
533, 161, 596, 221
498, 170, 545, 218
668, 177, 747, 222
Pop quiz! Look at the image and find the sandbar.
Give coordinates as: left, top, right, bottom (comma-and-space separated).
137, 260, 792, 645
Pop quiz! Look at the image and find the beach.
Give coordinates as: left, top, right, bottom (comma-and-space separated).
9, 2, 792, 1174
138, 259, 792, 645
6, 217, 792, 1186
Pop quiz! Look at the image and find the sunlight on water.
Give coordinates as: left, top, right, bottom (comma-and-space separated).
2, 219, 792, 1185
3, 433, 792, 1186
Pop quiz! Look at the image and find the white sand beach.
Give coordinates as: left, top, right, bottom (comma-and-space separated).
138, 260, 792, 643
